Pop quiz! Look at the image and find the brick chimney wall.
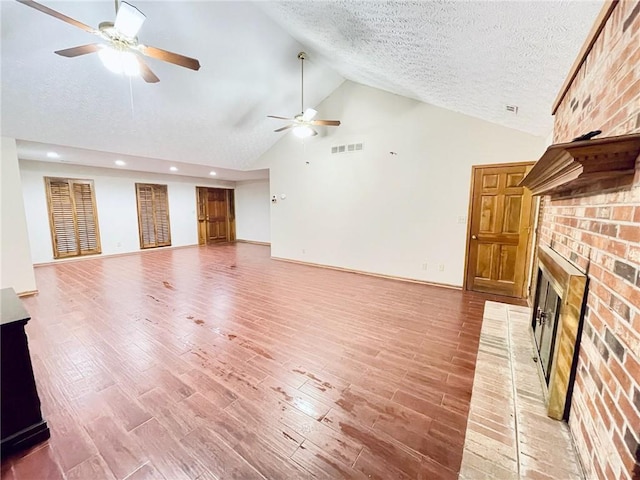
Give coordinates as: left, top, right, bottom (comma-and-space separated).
539, 2, 640, 478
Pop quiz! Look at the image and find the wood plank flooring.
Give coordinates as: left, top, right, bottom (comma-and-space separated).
1, 244, 521, 480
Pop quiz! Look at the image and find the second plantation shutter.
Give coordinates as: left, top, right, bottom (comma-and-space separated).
73, 182, 100, 254
137, 184, 157, 248
136, 183, 171, 248
153, 186, 171, 246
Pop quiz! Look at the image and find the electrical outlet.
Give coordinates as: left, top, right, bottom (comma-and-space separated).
438, 264, 445, 272
421, 263, 428, 271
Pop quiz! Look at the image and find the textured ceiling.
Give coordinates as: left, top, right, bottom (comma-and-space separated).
1, 1, 603, 175
259, 0, 604, 137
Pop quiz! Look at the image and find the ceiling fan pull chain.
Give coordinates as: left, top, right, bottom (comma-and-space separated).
129, 75, 135, 119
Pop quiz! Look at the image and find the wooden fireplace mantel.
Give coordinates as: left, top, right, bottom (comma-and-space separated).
520, 133, 640, 196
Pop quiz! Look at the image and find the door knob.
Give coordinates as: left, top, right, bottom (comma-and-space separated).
471, 235, 477, 240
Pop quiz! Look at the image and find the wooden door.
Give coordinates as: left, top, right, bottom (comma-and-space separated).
207, 189, 228, 242
196, 187, 235, 245
465, 163, 535, 297
197, 187, 207, 245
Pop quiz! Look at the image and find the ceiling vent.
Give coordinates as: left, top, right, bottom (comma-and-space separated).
506, 105, 519, 114
331, 143, 363, 154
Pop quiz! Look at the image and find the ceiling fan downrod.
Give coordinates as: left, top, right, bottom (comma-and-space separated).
298, 51, 306, 115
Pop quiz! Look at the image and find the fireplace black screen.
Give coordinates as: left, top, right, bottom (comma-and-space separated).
532, 268, 562, 385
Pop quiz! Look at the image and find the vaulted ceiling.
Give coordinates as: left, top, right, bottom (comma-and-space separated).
1, 1, 603, 179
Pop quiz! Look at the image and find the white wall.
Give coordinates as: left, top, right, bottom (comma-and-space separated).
235, 180, 271, 243
255, 81, 547, 286
20, 160, 234, 264
1, 138, 37, 294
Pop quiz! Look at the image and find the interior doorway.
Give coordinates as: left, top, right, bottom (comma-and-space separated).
464, 162, 536, 298
196, 187, 235, 245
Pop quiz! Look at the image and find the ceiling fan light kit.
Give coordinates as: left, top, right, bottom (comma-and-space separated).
292, 125, 316, 138
98, 45, 140, 76
16, 0, 201, 83
268, 52, 341, 138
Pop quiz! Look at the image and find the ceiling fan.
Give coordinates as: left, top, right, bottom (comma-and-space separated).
268, 52, 340, 138
16, 0, 201, 83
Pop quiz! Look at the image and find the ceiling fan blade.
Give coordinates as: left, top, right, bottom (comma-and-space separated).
137, 56, 160, 83
267, 115, 293, 121
274, 125, 294, 133
54, 44, 100, 58
114, 1, 146, 38
311, 120, 341, 126
16, 0, 97, 33
301, 108, 317, 121
138, 44, 200, 71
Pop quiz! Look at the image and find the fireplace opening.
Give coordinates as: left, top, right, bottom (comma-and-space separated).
532, 271, 562, 385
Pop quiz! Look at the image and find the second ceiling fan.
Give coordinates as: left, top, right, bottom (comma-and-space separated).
268, 52, 340, 138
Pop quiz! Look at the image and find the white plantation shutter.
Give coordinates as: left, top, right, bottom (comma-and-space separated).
46, 178, 101, 259
136, 183, 171, 248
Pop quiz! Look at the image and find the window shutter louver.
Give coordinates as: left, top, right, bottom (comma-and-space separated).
153, 186, 171, 246
49, 180, 78, 257
73, 182, 100, 254
46, 178, 101, 259
137, 184, 157, 248
136, 183, 171, 249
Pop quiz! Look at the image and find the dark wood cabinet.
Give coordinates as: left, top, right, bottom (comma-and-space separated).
1, 288, 50, 454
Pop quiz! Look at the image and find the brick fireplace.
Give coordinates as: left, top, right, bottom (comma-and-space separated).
532, 1, 640, 478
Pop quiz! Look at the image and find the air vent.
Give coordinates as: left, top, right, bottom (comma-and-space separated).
506, 105, 519, 114
331, 143, 363, 154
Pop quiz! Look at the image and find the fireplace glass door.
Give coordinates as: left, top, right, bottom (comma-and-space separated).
532, 270, 561, 385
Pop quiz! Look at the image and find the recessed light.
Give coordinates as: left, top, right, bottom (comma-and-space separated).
209, 171, 217, 176
114, 160, 126, 166
46, 151, 60, 159
170, 166, 178, 172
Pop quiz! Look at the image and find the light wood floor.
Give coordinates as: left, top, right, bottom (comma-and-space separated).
1, 243, 520, 480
